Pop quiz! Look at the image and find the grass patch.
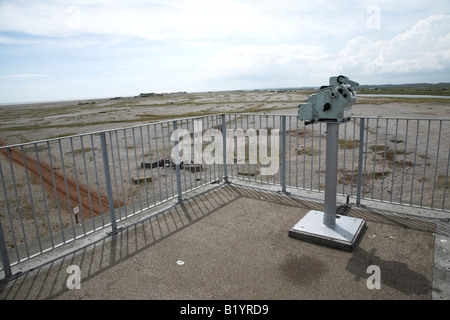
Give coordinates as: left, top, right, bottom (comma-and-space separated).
297, 146, 319, 156
338, 139, 359, 149
66, 147, 93, 155
337, 169, 390, 185
369, 145, 406, 161
47, 133, 78, 139
436, 174, 450, 189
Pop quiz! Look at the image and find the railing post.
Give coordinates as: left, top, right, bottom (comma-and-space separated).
0, 218, 12, 280
173, 121, 183, 203
221, 114, 229, 183
280, 116, 287, 193
100, 132, 119, 234
356, 118, 365, 207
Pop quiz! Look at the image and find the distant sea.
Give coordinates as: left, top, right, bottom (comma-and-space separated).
358, 94, 450, 99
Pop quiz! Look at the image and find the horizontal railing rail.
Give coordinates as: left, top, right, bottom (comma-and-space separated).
1, 113, 449, 280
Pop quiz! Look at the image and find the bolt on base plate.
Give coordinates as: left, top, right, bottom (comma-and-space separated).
289, 210, 366, 251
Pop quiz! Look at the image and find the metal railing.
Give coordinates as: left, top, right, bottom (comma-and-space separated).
1, 113, 449, 279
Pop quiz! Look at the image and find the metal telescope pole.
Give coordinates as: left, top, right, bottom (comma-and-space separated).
323, 122, 339, 228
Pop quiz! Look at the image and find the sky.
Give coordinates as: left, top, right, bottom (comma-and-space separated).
0, 0, 449, 103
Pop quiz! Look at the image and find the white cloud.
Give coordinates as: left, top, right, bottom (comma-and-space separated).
0, 0, 297, 41
196, 14, 450, 87
338, 15, 450, 75
196, 44, 327, 84
0, 1, 74, 37
0, 73, 48, 78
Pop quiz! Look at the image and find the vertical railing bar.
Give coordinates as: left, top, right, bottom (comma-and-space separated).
260, 115, 263, 184
266, 115, 269, 184
46, 140, 65, 244
90, 135, 105, 227
400, 119, 409, 205
209, 116, 214, 183
362, 118, 370, 200
221, 115, 226, 181
271, 116, 278, 185
166, 122, 175, 197
342, 121, 347, 195
200, 117, 205, 185
34, 143, 54, 248
310, 122, 314, 191
139, 126, 150, 209
431, 120, 442, 209
241, 115, 245, 181
235, 115, 240, 181
181, 120, 188, 192
390, 119, 399, 203
21, 145, 43, 253
190, 118, 198, 189
158, 124, 168, 201
295, 118, 299, 188
356, 118, 365, 207
211, 116, 216, 181
442, 146, 450, 211
221, 114, 228, 183
80, 136, 96, 231
0, 161, 14, 276
123, 128, 136, 215
132, 128, 143, 213
112, 130, 126, 219
8, 147, 27, 261
302, 120, 306, 189
153, 124, 164, 204
173, 120, 183, 203
185, 119, 193, 192
200, 118, 205, 185
107, 131, 119, 220
58, 139, 76, 240
288, 116, 292, 187
280, 115, 287, 193
380, 119, 388, 202
350, 118, 356, 197
0, 160, 20, 260
213, 116, 217, 182
0, 212, 12, 279
69, 138, 86, 235
410, 120, 420, 206
146, 125, 157, 206
254, 114, 257, 183
100, 132, 118, 234
253, 114, 257, 183
371, 119, 379, 200
243, 114, 250, 181
5, 167, 20, 262
318, 122, 322, 192
420, 120, 431, 207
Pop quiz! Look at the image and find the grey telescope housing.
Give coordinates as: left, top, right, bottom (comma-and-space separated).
298, 75, 359, 124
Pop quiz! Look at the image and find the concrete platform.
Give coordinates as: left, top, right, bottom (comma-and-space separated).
0, 181, 449, 302
289, 210, 366, 251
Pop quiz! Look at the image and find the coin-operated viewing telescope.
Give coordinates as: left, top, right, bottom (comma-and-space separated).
298, 75, 359, 124
290, 75, 366, 251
